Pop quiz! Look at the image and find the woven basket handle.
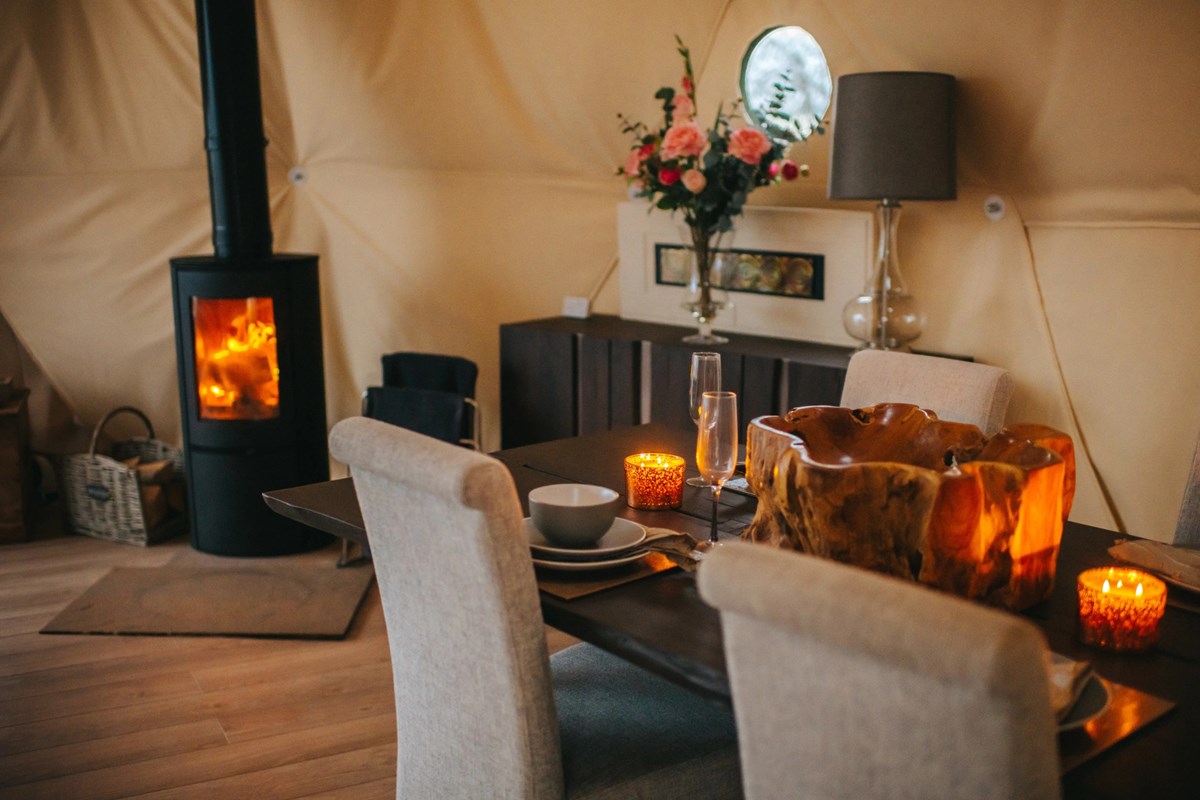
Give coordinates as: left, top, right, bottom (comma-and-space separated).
89, 406, 155, 458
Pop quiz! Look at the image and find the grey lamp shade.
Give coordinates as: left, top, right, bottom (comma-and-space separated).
828, 72, 956, 201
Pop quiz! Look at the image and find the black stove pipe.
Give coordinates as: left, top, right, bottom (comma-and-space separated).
195, 0, 273, 260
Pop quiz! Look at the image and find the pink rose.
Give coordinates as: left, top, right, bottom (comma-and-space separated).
681, 168, 706, 194
624, 150, 642, 177
728, 127, 772, 165
658, 167, 681, 186
671, 93, 695, 120
661, 121, 707, 160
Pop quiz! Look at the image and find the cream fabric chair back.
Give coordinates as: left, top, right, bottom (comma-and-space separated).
699, 542, 1060, 800
329, 417, 562, 799
839, 349, 1014, 434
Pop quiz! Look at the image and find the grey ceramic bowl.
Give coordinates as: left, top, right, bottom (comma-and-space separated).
528, 484, 621, 548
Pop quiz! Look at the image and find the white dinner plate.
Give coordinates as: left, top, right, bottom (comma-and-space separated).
525, 517, 646, 560
1052, 654, 1111, 732
531, 550, 649, 572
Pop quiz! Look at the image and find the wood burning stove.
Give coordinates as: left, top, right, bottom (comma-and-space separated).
171, 0, 329, 556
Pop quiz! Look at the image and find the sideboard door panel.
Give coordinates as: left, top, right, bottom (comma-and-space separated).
579, 335, 610, 437
579, 335, 641, 436
608, 338, 641, 429
786, 362, 848, 410
500, 325, 576, 449
648, 343, 696, 431
739, 354, 782, 428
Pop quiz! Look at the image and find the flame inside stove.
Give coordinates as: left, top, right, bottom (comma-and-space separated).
192, 296, 280, 420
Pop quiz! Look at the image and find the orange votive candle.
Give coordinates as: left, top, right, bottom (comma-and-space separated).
1077, 566, 1167, 652
624, 453, 685, 510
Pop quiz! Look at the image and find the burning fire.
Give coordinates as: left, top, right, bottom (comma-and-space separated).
193, 297, 279, 420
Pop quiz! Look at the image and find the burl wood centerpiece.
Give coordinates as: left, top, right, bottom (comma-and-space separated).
744, 404, 1075, 610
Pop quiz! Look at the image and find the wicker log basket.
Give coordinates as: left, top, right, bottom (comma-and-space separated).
59, 406, 186, 546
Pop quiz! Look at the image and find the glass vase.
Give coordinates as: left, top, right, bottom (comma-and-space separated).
842, 201, 924, 351
680, 227, 733, 345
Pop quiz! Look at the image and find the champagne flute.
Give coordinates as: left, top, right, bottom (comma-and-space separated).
695, 391, 737, 555
686, 352, 722, 487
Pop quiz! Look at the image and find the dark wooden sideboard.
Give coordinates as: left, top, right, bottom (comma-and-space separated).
500, 315, 855, 448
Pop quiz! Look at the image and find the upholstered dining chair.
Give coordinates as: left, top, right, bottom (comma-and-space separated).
698, 542, 1060, 800
839, 349, 1014, 435
329, 417, 742, 799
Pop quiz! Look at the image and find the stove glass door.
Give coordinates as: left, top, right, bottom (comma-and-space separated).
191, 296, 280, 420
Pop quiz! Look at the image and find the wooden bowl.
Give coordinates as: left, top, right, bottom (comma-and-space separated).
743, 403, 1075, 610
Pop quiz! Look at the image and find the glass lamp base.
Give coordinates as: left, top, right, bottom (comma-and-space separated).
842, 292, 922, 351
842, 200, 925, 351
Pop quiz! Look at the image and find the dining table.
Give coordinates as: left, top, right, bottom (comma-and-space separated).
263, 422, 1200, 799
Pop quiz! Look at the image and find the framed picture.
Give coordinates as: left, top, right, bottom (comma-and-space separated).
654, 243, 824, 300
617, 201, 872, 345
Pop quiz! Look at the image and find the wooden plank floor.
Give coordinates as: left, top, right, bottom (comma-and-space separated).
0, 527, 578, 798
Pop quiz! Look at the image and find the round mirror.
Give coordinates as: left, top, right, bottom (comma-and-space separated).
740, 26, 832, 143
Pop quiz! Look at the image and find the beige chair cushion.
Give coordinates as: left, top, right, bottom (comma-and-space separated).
839, 349, 1014, 434
698, 542, 1060, 800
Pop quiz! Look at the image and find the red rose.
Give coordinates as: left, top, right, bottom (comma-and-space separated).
658, 167, 681, 186
781, 160, 800, 181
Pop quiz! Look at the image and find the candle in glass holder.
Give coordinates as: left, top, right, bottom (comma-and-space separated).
624, 453, 686, 510
1077, 566, 1167, 652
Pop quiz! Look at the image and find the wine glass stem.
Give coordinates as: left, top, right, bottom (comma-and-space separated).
709, 486, 721, 545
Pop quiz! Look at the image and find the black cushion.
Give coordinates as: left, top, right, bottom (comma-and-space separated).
363, 386, 467, 445
381, 352, 478, 397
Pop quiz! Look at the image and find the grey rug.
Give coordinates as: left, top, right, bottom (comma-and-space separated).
41, 552, 374, 639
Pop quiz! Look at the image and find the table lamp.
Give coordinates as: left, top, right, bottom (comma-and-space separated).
828, 72, 956, 351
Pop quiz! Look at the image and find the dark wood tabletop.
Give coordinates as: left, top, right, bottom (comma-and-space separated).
264, 423, 1200, 798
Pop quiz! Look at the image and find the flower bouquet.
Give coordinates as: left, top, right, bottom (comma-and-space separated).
618, 36, 815, 343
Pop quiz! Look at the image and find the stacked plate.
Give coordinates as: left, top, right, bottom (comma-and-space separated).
1051, 652, 1111, 733
525, 517, 650, 572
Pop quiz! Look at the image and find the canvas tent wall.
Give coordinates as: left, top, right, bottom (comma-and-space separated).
1, 0, 1197, 540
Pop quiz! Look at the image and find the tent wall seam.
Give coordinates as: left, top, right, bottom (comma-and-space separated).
1013, 195, 1127, 532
